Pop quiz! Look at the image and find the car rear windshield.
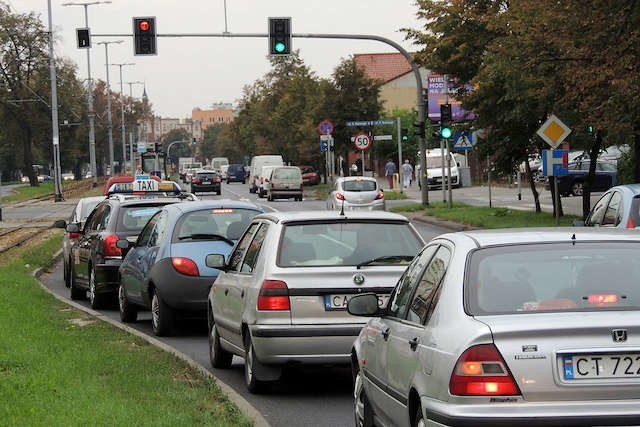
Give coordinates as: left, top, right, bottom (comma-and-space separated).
272, 168, 300, 179
466, 242, 640, 315
278, 220, 422, 267
118, 205, 164, 231
228, 164, 244, 172
174, 208, 261, 241
342, 180, 377, 192
196, 172, 218, 180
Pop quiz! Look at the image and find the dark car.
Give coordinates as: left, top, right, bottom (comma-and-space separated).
546, 159, 617, 196
67, 179, 196, 309
225, 163, 246, 184
190, 169, 222, 195
297, 165, 321, 186
117, 200, 263, 336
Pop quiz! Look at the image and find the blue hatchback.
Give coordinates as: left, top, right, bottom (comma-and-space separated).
117, 199, 262, 336
225, 163, 246, 184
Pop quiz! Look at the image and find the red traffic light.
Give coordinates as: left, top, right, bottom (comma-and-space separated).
139, 20, 150, 31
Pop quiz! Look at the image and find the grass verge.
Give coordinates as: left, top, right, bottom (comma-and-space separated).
392, 201, 580, 228
0, 234, 252, 426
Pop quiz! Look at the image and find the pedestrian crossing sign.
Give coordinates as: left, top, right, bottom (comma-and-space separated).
453, 132, 473, 150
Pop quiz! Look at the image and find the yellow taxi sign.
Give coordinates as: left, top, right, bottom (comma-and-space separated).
536, 115, 571, 148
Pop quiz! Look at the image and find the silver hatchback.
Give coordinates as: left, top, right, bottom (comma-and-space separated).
205, 211, 425, 393
349, 228, 640, 426
327, 176, 385, 212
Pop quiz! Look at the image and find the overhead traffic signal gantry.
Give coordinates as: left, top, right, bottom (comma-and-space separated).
133, 17, 157, 55
268, 17, 291, 56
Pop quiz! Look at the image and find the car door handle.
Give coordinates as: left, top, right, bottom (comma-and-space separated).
408, 337, 419, 351
241, 290, 245, 298
224, 289, 229, 296
381, 328, 390, 340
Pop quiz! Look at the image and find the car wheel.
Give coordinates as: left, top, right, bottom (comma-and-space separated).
118, 284, 138, 323
88, 268, 105, 309
354, 366, 374, 427
208, 310, 233, 369
571, 181, 584, 196
63, 258, 71, 288
151, 290, 173, 336
244, 334, 265, 393
413, 404, 425, 427
226, 179, 230, 184
69, 265, 85, 300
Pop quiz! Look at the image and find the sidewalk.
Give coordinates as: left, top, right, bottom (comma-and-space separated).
377, 176, 596, 218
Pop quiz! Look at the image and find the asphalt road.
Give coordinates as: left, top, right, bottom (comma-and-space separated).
37, 180, 449, 427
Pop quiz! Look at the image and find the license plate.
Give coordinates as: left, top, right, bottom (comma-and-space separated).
325, 294, 389, 311
202, 181, 211, 185
563, 353, 640, 379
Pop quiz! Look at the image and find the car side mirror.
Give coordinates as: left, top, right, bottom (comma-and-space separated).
116, 238, 131, 249
206, 253, 227, 270
65, 223, 80, 233
54, 219, 67, 229
347, 293, 384, 317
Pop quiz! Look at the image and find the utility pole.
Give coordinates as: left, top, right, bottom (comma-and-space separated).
97, 40, 122, 175
62, 1, 112, 187
112, 64, 135, 173
126, 81, 143, 173
47, 0, 63, 201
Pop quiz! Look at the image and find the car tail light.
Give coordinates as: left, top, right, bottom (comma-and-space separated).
172, 257, 200, 276
260, 177, 264, 184
69, 232, 81, 239
336, 193, 345, 200
214, 177, 220, 183
270, 183, 275, 189
627, 216, 635, 229
103, 234, 122, 257
192, 178, 201, 184
375, 192, 384, 200
588, 294, 618, 305
257, 280, 290, 310
449, 344, 521, 396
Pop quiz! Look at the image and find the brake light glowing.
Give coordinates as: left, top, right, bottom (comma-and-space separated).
103, 234, 122, 257
172, 257, 200, 276
257, 280, 290, 310
212, 209, 233, 214
588, 294, 618, 305
336, 193, 345, 200
214, 177, 221, 183
449, 344, 521, 396
375, 192, 384, 200
192, 178, 201, 184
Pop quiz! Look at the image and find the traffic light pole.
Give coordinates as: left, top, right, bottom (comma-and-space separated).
397, 117, 403, 194
93, 30, 429, 205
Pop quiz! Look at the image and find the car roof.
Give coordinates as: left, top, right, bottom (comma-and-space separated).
437, 227, 640, 248
165, 199, 263, 214
609, 183, 640, 194
337, 176, 377, 182
253, 210, 410, 224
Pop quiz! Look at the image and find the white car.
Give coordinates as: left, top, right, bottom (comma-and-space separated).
327, 176, 385, 211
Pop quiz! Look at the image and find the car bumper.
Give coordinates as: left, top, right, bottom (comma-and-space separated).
422, 396, 640, 427
250, 323, 365, 365
94, 261, 121, 294
427, 175, 459, 188
269, 189, 303, 198
338, 202, 385, 211
153, 262, 215, 312
191, 184, 221, 192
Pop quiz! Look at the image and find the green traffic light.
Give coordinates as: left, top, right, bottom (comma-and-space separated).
274, 42, 286, 53
441, 127, 452, 138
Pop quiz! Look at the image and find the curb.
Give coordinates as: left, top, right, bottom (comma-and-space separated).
34, 251, 270, 427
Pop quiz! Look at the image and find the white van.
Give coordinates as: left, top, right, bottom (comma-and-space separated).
424, 148, 467, 189
210, 157, 229, 174
249, 155, 284, 193
257, 165, 278, 198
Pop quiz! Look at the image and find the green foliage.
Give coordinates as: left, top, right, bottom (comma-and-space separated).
0, 236, 252, 426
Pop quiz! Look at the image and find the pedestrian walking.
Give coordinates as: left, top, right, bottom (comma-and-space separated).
401, 159, 413, 188
384, 159, 397, 190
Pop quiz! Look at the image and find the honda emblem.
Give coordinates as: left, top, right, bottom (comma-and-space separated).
612, 329, 628, 342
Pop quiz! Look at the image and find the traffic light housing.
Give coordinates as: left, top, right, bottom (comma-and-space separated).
401, 128, 409, 142
269, 17, 291, 56
192, 137, 197, 145
133, 17, 157, 56
413, 121, 425, 138
440, 103, 452, 138
155, 142, 162, 152
76, 28, 90, 49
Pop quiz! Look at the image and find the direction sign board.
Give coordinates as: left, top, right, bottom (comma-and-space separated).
318, 119, 334, 135
353, 133, 372, 151
542, 149, 568, 177
537, 115, 571, 148
453, 132, 473, 150
346, 120, 395, 127
137, 141, 147, 153
374, 134, 393, 141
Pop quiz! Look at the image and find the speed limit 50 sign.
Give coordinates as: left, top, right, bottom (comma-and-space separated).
353, 133, 372, 151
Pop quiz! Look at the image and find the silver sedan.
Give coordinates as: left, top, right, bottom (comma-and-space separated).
349, 228, 640, 426
327, 176, 385, 212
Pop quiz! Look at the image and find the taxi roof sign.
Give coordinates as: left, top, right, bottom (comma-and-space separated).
536, 115, 571, 148
107, 179, 180, 195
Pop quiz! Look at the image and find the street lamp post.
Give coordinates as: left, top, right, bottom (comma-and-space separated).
97, 40, 122, 175
112, 64, 135, 173
62, 1, 111, 187
47, 0, 63, 201
125, 81, 144, 173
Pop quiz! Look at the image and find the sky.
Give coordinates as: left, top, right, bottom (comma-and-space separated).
13, 0, 423, 118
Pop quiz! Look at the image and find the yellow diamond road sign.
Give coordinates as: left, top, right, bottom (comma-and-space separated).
536, 114, 571, 148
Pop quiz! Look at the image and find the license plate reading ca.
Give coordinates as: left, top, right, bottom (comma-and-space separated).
325, 294, 389, 311
563, 354, 640, 379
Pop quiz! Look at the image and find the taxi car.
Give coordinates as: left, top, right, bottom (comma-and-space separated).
348, 228, 640, 427
205, 211, 425, 393
66, 178, 196, 309
117, 200, 262, 336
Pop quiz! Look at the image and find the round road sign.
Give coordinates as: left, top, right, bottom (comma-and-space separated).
353, 133, 371, 151
318, 119, 334, 135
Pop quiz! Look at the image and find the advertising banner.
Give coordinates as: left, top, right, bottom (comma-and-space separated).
427, 74, 475, 122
